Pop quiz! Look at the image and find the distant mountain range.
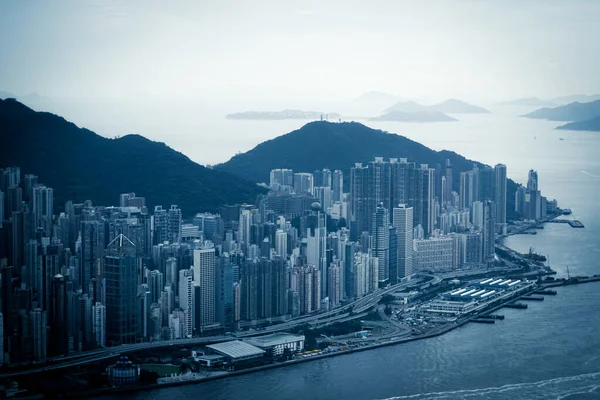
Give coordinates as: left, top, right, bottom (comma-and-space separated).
385, 99, 489, 114
369, 110, 457, 123
226, 110, 341, 120
215, 121, 519, 220
497, 97, 557, 107
556, 116, 600, 132
523, 99, 600, 122
552, 94, 600, 104
0, 99, 265, 215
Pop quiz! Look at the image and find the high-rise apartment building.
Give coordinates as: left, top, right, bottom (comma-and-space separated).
494, 164, 507, 226
92, 302, 106, 347
193, 246, 215, 326
332, 170, 343, 203
371, 205, 389, 286
393, 205, 413, 280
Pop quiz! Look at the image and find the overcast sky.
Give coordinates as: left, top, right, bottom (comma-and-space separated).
1, 0, 600, 104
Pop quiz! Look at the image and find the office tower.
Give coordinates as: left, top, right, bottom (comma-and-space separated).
30, 308, 47, 361
178, 268, 193, 337
270, 169, 294, 188
293, 172, 314, 195
165, 257, 178, 291
105, 234, 140, 346
92, 302, 106, 347
415, 165, 435, 236
306, 203, 327, 299
239, 209, 252, 251
193, 246, 215, 326
494, 164, 507, 225
81, 220, 105, 295
49, 274, 68, 356
349, 163, 370, 239
152, 206, 169, 244
215, 257, 234, 328
332, 170, 343, 203
275, 229, 287, 257
527, 169, 538, 191
32, 185, 53, 236
482, 200, 496, 264
472, 201, 484, 230
0, 312, 3, 365
413, 235, 458, 273
148, 269, 164, 304
393, 205, 413, 279
371, 205, 389, 286
167, 205, 182, 243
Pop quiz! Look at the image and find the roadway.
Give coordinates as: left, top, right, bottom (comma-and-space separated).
0, 276, 436, 378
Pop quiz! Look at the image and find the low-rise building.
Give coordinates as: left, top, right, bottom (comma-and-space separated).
243, 333, 305, 356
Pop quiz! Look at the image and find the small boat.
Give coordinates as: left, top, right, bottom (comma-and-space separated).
559, 138, 564, 141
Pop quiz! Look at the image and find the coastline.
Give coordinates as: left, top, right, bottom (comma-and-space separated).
64, 277, 600, 399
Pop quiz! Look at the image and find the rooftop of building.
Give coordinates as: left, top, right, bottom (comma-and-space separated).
206, 340, 265, 360
243, 333, 305, 348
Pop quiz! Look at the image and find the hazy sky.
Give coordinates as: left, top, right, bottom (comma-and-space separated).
2, 0, 600, 104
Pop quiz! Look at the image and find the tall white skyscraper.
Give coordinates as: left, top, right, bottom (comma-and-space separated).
275, 229, 287, 257
178, 268, 194, 337
92, 302, 106, 347
193, 246, 215, 326
393, 205, 414, 279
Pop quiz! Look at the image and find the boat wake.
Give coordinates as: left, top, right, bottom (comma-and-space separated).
378, 371, 600, 400
581, 170, 600, 179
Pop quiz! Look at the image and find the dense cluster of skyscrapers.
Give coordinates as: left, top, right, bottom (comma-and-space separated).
0, 160, 550, 365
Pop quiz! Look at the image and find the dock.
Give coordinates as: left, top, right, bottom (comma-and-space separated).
478, 315, 505, 320
520, 296, 544, 301
503, 303, 528, 309
534, 289, 557, 295
547, 219, 585, 228
470, 319, 495, 324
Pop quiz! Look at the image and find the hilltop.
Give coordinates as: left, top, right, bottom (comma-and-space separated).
0, 99, 265, 215
215, 121, 518, 219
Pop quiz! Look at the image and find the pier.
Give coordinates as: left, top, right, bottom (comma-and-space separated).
478, 315, 505, 320
534, 290, 557, 295
470, 319, 495, 324
503, 303, 528, 309
546, 219, 585, 228
520, 296, 544, 301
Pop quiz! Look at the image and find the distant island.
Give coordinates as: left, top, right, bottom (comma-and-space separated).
226, 110, 341, 120
523, 99, 600, 122
369, 110, 457, 123
556, 116, 600, 132
497, 97, 557, 107
385, 98, 489, 114
552, 94, 600, 104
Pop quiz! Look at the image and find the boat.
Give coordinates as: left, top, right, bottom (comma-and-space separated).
562, 208, 572, 215
559, 137, 564, 141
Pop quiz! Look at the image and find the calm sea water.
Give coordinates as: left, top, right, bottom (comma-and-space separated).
102, 106, 600, 399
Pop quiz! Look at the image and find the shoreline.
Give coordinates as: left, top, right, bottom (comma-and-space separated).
64, 277, 600, 399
